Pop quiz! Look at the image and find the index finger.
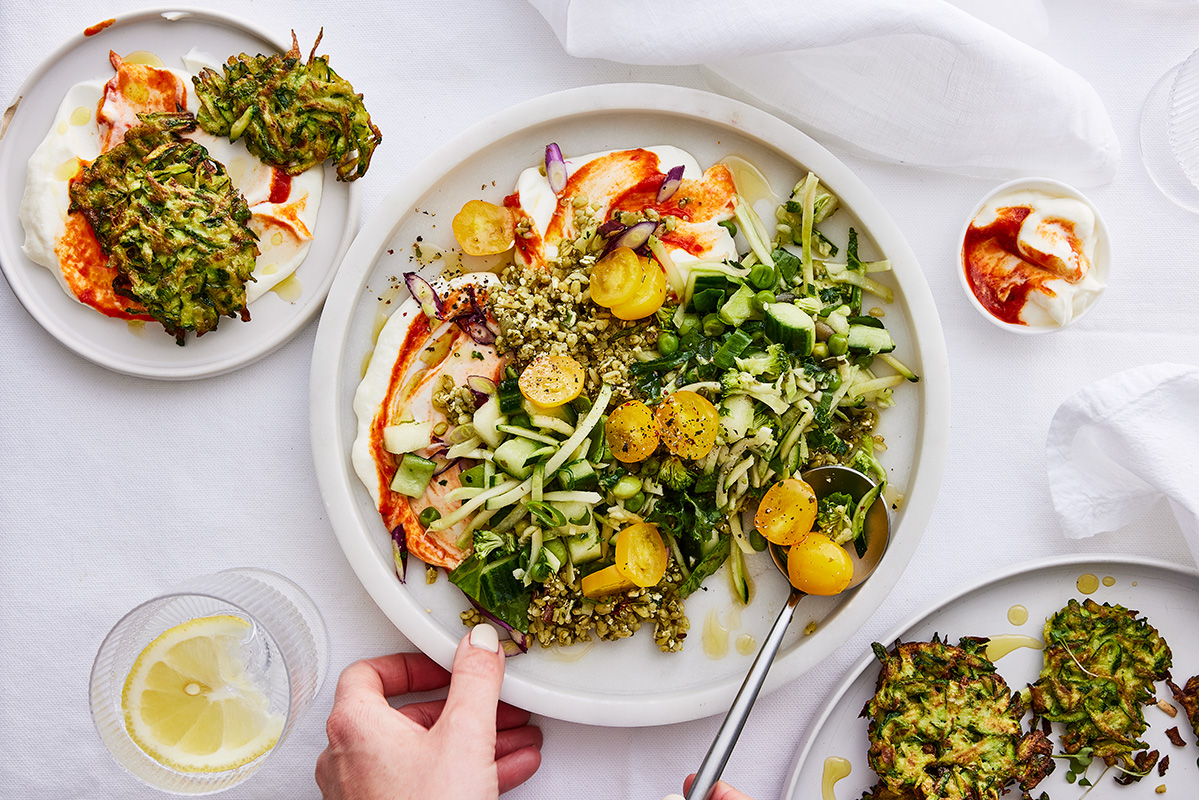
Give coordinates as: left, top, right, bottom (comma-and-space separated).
333, 651, 451, 706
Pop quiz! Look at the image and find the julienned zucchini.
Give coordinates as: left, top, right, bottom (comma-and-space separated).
390, 453, 437, 497
763, 303, 815, 356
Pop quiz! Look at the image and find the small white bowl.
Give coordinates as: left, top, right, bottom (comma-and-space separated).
957, 177, 1111, 334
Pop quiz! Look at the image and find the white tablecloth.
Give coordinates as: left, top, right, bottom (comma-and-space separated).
2, 2, 1196, 798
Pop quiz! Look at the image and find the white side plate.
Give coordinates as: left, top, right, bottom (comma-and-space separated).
782, 554, 1199, 799
0, 8, 360, 379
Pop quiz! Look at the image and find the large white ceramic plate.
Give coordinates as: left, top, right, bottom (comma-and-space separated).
782, 554, 1199, 800
0, 8, 359, 380
309, 84, 950, 726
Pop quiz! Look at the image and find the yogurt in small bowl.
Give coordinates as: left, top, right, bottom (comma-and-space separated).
958, 178, 1110, 333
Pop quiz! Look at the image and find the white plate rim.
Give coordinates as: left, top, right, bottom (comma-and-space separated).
0, 6, 362, 380
309, 82, 951, 726
778, 552, 1199, 800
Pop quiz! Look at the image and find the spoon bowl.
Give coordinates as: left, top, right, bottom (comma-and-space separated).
686, 465, 892, 800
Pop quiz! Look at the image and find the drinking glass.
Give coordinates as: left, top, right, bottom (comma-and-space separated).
89, 568, 329, 794
1140, 46, 1199, 212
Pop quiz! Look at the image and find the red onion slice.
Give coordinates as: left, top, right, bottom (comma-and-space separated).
466, 376, 498, 406
403, 272, 444, 320
431, 451, 456, 476
607, 220, 658, 254
454, 313, 497, 345
466, 597, 529, 655
390, 525, 408, 584
657, 165, 685, 202
545, 143, 567, 195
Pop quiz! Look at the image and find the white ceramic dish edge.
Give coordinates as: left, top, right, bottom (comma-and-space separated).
309, 83, 951, 726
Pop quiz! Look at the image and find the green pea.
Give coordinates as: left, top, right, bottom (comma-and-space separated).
752, 290, 776, 312
657, 331, 680, 356
701, 314, 726, 338
612, 475, 643, 499
854, 353, 874, 369
418, 507, 442, 526
827, 333, 849, 357
811, 342, 829, 359
748, 263, 776, 290
624, 491, 647, 513
748, 528, 768, 552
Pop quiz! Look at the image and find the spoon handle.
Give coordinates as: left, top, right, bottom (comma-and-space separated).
684, 591, 803, 800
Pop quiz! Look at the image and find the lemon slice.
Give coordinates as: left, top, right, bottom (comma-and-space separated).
121, 615, 284, 772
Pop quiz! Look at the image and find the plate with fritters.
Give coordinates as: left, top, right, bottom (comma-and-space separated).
782, 554, 1199, 800
0, 9, 360, 379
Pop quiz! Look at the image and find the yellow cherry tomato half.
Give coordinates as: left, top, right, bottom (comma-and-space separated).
581, 564, 636, 599
786, 533, 854, 595
605, 400, 660, 463
615, 523, 668, 588
754, 478, 819, 546
452, 199, 515, 256
610, 257, 667, 320
518, 354, 585, 408
655, 391, 719, 460
589, 247, 642, 307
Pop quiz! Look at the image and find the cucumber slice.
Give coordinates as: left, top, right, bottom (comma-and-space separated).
472, 397, 506, 449
556, 459, 598, 491
566, 528, 603, 565
493, 437, 543, 479
763, 302, 815, 356
847, 324, 895, 354
382, 421, 433, 455
718, 284, 757, 327
497, 377, 524, 415
389, 453, 437, 498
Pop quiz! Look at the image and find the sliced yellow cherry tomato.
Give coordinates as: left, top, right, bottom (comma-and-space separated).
786, 533, 854, 595
655, 391, 718, 460
589, 247, 642, 307
610, 257, 667, 320
605, 400, 659, 463
754, 478, 818, 546
452, 199, 515, 256
615, 523, 668, 587
581, 564, 636, 598
518, 354, 585, 408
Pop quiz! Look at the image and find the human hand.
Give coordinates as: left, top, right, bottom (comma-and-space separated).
316, 624, 542, 800
663, 774, 756, 800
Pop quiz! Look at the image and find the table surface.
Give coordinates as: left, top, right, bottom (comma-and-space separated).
2, 2, 1196, 799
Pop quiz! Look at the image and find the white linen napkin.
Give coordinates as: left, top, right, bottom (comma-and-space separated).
1045, 364, 1199, 556
526, 0, 1118, 186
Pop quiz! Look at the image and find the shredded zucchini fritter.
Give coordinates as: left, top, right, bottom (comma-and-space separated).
1029, 598, 1172, 761
192, 30, 381, 181
68, 112, 258, 344
861, 637, 1053, 800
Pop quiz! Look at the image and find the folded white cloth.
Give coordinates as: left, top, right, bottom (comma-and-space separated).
1046, 364, 1199, 555
527, 0, 1118, 186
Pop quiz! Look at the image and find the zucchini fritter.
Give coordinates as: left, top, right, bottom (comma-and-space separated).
861, 637, 1053, 800
1029, 598, 1171, 761
68, 112, 258, 344
192, 31, 381, 181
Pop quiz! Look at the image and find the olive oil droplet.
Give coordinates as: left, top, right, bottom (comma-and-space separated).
1007, 604, 1029, 625
54, 158, 81, 181
1076, 573, 1099, 594
272, 274, 302, 302
735, 634, 756, 656
69, 106, 91, 126
702, 609, 729, 660
985, 634, 1043, 661
122, 50, 164, 67
1102, 576, 1115, 587
821, 756, 852, 800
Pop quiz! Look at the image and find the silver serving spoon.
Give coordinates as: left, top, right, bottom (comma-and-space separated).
684, 465, 892, 800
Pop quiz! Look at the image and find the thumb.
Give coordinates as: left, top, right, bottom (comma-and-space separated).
437, 623, 506, 744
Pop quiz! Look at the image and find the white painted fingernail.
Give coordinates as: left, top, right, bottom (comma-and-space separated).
469, 623, 499, 652
662, 795, 686, 800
